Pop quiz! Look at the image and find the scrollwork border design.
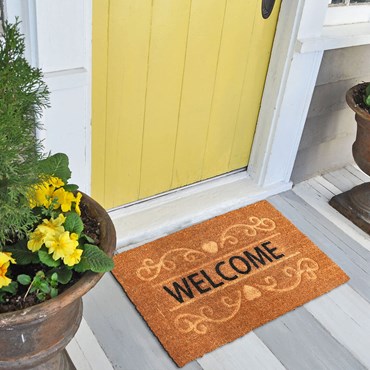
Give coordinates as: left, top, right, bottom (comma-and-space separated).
136, 248, 206, 281
174, 292, 242, 335
220, 217, 276, 248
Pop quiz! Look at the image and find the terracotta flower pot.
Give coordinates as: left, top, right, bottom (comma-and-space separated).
329, 82, 370, 234
0, 194, 116, 370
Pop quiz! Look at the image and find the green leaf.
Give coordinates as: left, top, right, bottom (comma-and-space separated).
0, 281, 18, 294
48, 266, 73, 284
30, 286, 37, 293
81, 234, 96, 244
365, 83, 370, 96
38, 250, 60, 267
36, 270, 45, 279
74, 244, 114, 273
36, 292, 46, 301
365, 94, 370, 107
64, 184, 79, 192
51, 272, 58, 282
39, 281, 50, 294
58, 268, 73, 284
17, 274, 32, 286
50, 287, 58, 298
5, 242, 40, 265
73, 257, 91, 273
64, 213, 84, 235
38, 153, 71, 183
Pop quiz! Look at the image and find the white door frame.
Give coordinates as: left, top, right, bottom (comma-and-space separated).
248, 0, 328, 188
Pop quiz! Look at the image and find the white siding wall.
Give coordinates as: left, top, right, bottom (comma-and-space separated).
292, 45, 370, 183
6, 0, 91, 193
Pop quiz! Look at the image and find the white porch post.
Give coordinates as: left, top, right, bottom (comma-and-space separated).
5, 0, 92, 194
248, 0, 329, 187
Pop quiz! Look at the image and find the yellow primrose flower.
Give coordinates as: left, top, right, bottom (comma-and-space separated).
45, 231, 79, 261
0, 252, 16, 289
27, 228, 46, 252
74, 192, 82, 216
47, 177, 64, 188
28, 214, 66, 252
52, 188, 76, 212
64, 247, 83, 267
44, 213, 66, 228
37, 213, 66, 238
29, 177, 64, 209
29, 182, 55, 209
0, 252, 16, 265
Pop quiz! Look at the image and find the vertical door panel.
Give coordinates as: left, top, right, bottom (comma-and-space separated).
105, 0, 152, 208
229, 0, 281, 169
92, 0, 281, 208
170, 0, 227, 189
201, 0, 259, 180
139, 0, 191, 199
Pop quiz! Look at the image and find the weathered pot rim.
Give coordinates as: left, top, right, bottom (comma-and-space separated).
0, 193, 116, 325
346, 82, 370, 121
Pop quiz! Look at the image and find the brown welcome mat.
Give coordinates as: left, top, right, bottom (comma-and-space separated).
112, 200, 349, 367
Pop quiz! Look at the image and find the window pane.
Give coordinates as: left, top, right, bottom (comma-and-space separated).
350, 0, 370, 3
330, 0, 345, 4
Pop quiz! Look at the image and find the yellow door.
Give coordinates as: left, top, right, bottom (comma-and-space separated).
92, 0, 280, 209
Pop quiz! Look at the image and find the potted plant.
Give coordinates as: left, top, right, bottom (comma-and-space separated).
0, 21, 115, 369
329, 82, 370, 234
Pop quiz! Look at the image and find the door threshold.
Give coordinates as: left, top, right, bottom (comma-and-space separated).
108, 168, 247, 212
109, 172, 292, 252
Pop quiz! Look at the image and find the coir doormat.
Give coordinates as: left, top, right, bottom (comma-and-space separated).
112, 201, 349, 367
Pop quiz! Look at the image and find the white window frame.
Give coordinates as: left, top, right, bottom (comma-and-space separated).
325, 0, 370, 25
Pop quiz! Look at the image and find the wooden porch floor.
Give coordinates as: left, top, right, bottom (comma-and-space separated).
69, 164, 370, 370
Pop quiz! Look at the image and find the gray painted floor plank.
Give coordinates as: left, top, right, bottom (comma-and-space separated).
306, 285, 370, 367
198, 332, 285, 370
323, 169, 360, 192
254, 308, 366, 370
345, 165, 370, 183
83, 273, 203, 370
293, 178, 370, 250
282, 189, 370, 266
269, 193, 370, 305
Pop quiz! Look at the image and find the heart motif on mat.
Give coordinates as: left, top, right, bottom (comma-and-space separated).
201, 241, 218, 254
243, 285, 262, 301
